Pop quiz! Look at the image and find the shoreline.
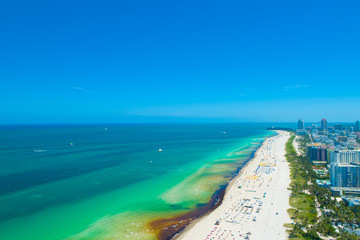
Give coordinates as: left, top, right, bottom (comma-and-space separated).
172, 141, 269, 239
148, 131, 277, 240
176, 130, 291, 240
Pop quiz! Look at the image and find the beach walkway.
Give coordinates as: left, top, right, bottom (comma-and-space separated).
178, 131, 291, 240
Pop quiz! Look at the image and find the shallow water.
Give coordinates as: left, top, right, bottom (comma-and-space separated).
0, 123, 275, 239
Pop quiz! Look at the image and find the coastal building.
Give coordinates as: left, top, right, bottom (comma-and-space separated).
331, 187, 360, 197
306, 143, 321, 159
321, 118, 328, 131
329, 150, 360, 164
306, 144, 333, 163
298, 119, 305, 130
355, 121, 360, 132
330, 163, 360, 187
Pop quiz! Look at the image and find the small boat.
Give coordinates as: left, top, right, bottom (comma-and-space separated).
34, 149, 46, 153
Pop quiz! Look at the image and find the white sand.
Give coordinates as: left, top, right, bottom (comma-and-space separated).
293, 136, 302, 155
177, 131, 291, 240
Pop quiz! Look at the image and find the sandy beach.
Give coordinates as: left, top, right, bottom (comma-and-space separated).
177, 131, 291, 240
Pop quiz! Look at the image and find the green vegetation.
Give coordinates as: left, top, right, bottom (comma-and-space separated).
285, 135, 319, 239
284, 133, 360, 240
315, 173, 330, 181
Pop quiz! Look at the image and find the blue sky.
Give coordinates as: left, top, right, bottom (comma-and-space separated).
1, 0, 360, 123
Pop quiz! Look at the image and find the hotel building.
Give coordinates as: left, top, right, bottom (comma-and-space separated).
331, 163, 360, 187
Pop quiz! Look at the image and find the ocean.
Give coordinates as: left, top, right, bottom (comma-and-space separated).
0, 123, 275, 240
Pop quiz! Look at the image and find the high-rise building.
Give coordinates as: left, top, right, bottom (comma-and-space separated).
298, 119, 304, 130
306, 144, 334, 163
355, 121, 360, 132
321, 118, 328, 131
331, 163, 360, 187
330, 150, 360, 164
330, 149, 360, 187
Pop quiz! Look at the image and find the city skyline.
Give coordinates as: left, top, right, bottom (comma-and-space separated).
298, 119, 360, 126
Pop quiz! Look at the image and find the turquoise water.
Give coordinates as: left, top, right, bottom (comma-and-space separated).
0, 123, 274, 239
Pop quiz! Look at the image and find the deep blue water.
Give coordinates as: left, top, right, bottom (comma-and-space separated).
0, 123, 295, 240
